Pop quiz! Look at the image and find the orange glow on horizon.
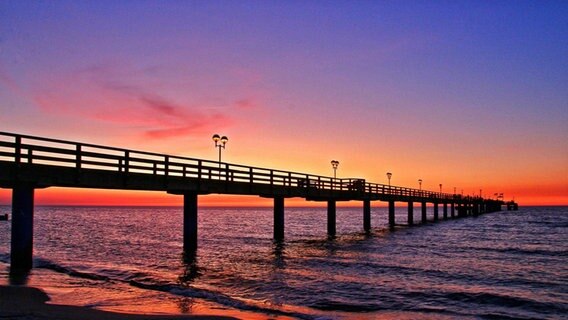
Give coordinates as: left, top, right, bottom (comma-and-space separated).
0, 184, 566, 207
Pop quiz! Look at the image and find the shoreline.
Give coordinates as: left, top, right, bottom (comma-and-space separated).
0, 283, 303, 320
0, 285, 241, 320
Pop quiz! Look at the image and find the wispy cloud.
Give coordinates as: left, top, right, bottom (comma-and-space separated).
30, 62, 253, 139
234, 98, 256, 110
0, 65, 32, 101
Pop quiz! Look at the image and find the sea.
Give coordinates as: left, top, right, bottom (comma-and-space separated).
0, 205, 567, 319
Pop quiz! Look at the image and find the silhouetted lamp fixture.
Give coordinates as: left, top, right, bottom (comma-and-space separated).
331, 160, 339, 178
212, 134, 228, 164
439, 183, 442, 193
418, 179, 422, 190
387, 172, 392, 186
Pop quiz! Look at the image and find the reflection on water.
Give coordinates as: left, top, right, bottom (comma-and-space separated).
179, 252, 201, 285
176, 296, 195, 314
272, 240, 286, 270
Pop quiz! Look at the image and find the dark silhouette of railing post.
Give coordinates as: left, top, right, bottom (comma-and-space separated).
14, 136, 21, 164
363, 199, 371, 232
421, 201, 427, 223
75, 144, 81, 177
11, 185, 35, 270
327, 200, 336, 237
407, 201, 414, 226
274, 197, 284, 240
388, 200, 395, 229
183, 193, 198, 254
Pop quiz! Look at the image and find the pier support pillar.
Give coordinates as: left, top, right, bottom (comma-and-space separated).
459, 204, 465, 217
183, 193, 198, 255
274, 197, 285, 241
363, 199, 371, 232
11, 185, 35, 270
388, 200, 395, 229
433, 203, 439, 222
407, 201, 414, 226
451, 203, 455, 218
327, 200, 336, 237
473, 203, 479, 216
443, 203, 448, 220
421, 202, 427, 223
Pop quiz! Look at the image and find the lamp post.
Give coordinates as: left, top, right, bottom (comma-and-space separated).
387, 172, 392, 186
454, 187, 456, 195
331, 160, 339, 178
439, 183, 442, 193
418, 179, 422, 190
212, 134, 228, 166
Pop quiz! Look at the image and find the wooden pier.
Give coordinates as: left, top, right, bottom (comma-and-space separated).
0, 132, 515, 270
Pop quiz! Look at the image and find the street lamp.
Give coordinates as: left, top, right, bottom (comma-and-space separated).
439, 183, 442, 193
418, 179, 422, 190
212, 134, 228, 165
386, 172, 392, 186
331, 160, 339, 178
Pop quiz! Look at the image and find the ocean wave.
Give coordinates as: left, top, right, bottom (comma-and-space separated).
468, 246, 568, 257
33, 258, 322, 320
35, 258, 111, 281
409, 290, 567, 315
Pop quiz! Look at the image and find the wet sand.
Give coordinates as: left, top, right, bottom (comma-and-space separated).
0, 285, 239, 320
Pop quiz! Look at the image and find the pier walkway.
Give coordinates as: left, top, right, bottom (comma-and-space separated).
0, 132, 513, 270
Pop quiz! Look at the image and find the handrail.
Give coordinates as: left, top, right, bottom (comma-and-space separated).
0, 131, 486, 202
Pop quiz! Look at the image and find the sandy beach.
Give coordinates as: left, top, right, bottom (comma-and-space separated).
0, 285, 240, 320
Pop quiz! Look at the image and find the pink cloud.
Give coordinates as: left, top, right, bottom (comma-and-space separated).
144, 117, 232, 139
234, 98, 256, 109
30, 63, 253, 139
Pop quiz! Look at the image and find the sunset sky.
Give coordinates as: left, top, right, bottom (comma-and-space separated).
1, 1, 567, 206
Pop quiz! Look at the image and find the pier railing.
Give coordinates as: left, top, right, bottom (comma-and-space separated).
0, 132, 476, 201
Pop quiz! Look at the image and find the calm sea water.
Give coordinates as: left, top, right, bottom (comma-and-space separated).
0, 205, 567, 319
